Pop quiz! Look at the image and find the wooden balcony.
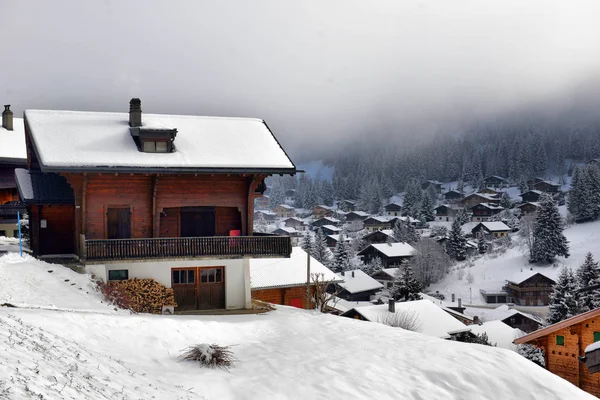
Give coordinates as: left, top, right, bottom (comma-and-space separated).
83, 235, 292, 262
0, 203, 27, 217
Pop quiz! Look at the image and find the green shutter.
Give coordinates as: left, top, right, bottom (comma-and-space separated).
594, 332, 600, 343
556, 335, 565, 346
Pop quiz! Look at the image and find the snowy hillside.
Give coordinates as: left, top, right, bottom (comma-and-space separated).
0, 254, 594, 399
427, 218, 600, 308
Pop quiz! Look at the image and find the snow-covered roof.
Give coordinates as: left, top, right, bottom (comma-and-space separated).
284, 217, 305, 224
476, 221, 511, 232
379, 267, 401, 279
471, 202, 504, 210
464, 193, 499, 202
348, 299, 471, 339
484, 175, 506, 181
328, 297, 375, 313
322, 225, 341, 232
275, 204, 295, 210
465, 305, 542, 325
336, 269, 384, 294
361, 243, 416, 258
522, 190, 542, 195
0, 117, 27, 162
256, 210, 277, 215
364, 216, 395, 224
505, 269, 555, 285
24, 109, 296, 173
347, 211, 370, 217
314, 204, 334, 210
469, 321, 525, 350
313, 217, 340, 224
327, 234, 351, 243
250, 247, 341, 290
273, 227, 298, 235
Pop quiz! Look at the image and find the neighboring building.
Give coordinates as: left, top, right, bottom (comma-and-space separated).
358, 242, 416, 267
503, 271, 555, 306
421, 180, 443, 192
273, 227, 301, 238
15, 99, 296, 311
371, 267, 401, 290
443, 190, 463, 201
362, 229, 394, 246
311, 217, 341, 229
320, 224, 341, 236
312, 204, 335, 219
470, 203, 504, 222
284, 189, 296, 203
517, 202, 541, 215
460, 193, 501, 208
514, 307, 600, 397
283, 217, 307, 231
479, 289, 509, 304
477, 187, 501, 196
471, 221, 510, 238
532, 180, 561, 193
254, 194, 269, 209
384, 202, 402, 217
483, 176, 506, 188
337, 199, 356, 212
250, 247, 341, 309
254, 210, 277, 222
469, 321, 525, 350
466, 304, 542, 333
344, 211, 370, 223
342, 299, 472, 340
273, 204, 296, 218
521, 190, 542, 203
336, 269, 384, 301
434, 204, 462, 222
527, 177, 545, 187
362, 216, 395, 232
325, 233, 351, 249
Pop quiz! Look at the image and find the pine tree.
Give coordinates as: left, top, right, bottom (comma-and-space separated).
301, 233, 313, 254
268, 183, 286, 209
419, 194, 435, 222
402, 179, 422, 217
577, 252, 600, 312
547, 266, 579, 325
477, 231, 487, 254
391, 263, 423, 302
447, 219, 467, 261
530, 195, 570, 264
499, 192, 511, 209
255, 213, 268, 233
455, 208, 470, 226
457, 178, 465, 194
312, 229, 331, 265
331, 233, 351, 273
392, 219, 419, 245
321, 180, 335, 207
517, 344, 545, 367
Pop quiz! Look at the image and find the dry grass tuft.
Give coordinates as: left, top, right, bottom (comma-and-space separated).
178, 344, 237, 370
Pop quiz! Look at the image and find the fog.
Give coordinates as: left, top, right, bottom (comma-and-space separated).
1, 1, 600, 160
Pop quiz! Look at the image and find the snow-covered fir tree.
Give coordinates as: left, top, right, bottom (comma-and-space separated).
402, 179, 422, 218
419, 194, 435, 222
391, 263, 423, 302
577, 252, 600, 312
547, 266, 579, 325
312, 229, 331, 265
455, 208, 470, 226
268, 183, 286, 209
517, 344, 545, 367
530, 195, 569, 264
256, 213, 268, 233
392, 219, 419, 245
477, 231, 487, 254
331, 233, 352, 273
447, 219, 467, 261
300, 232, 313, 254
499, 192, 511, 209
320, 180, 335, 207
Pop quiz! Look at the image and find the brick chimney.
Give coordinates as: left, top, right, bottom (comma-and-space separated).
129, 98, 142, 127
388, 298, 395, 313
2, 105, 13, 131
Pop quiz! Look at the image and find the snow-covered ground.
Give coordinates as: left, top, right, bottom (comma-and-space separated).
427, 218, 600, 307
0, 253, 594, 399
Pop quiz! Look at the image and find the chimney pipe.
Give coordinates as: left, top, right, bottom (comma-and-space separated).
458, 298, 462, 308
341, 271, 345, 276
473, 316, 480, 325
2, 105, 13, 131
352, 271, 355, 278
388, 299, 395, 313
451, 293, 455, 302
129, 98, 142, 127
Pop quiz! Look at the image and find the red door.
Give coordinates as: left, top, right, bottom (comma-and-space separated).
289, 298, 303, 309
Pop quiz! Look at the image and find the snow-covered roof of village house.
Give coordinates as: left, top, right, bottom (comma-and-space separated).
364, 216, 395, 223
471, 202, 504, 210
485, 175, 506, 181
256, 210, 277, 215
336, 269, 383, 294
313, 217, 340, 224
322, 224, 341, 231
522, 190, 542, 195
464, 193, 498, 201
315, 204, 334, 210
347, 211, 370, 217
326, 234, 351, 243
362, 243, 416, 258
469, 321, 525, 350
348, 299, 471, 339
328, 297, 375, 314
378, 267, 400, 278
0, 117, 27, 162
250, 247, 341, 290
24, 109, 296, 173
276, 204, 295, 210
464, 305, 542, 325
505, 269, 555, 285
283, 217, 305, 223
476, 221, 511, 232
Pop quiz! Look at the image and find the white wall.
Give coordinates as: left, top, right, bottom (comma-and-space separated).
89, 258, 252, 310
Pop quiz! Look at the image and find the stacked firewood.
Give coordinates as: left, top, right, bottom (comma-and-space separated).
101, 278, 177, 314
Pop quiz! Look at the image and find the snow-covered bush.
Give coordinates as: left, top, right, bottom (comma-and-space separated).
376, 310, 422, 332
466, 271, 475, 284
430, 226, 448, 238
517, 344, 545, 367
179, 344, 237, 370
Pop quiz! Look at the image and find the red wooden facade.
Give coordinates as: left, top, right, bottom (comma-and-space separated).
252, 285, 315, 309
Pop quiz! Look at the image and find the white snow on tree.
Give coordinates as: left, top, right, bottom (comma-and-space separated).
447, 219, 467, 261
568, 164, 600, 223
331, 233, 352, 273
301, 232, 313, 254
255, 213, 268, 233
455, 208, 471, 226
547, 266, 579, 325
577, 252, 600, 312
312, 228, 332, 265
392, 219, 419, 245
268, 182, 286, 209
517, 344, 545, 368
390, 263, 422, 302
530, 195, 569, 264
477, 231, 487, 254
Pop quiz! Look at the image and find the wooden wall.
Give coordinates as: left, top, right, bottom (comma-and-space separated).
252, 286, 315, 309
30, 204, 75, 256
159, 206, 241, 237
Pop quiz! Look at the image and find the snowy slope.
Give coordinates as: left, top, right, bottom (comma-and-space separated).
0, 254, 594, 399
427, 219, 600, 307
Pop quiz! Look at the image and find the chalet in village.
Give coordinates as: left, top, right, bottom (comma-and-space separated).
15, 99, 296, 311
503, 271, 555, 306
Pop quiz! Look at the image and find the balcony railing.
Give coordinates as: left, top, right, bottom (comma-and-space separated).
83, 235, 292, 262
0, 204, 27, 217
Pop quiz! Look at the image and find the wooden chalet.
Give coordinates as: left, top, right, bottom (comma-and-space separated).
384, 202, 402, 217
320, 224, 341, 236
421, 180, 443, 192
479, 289, 508, 304
443, 190, 463, 201
532, 180, 561, 193
250, 247, 341, 309
483, 175, 506, 188
344, 211, 370, 223
503, 271, 555, 306
337, 199, 356, 212
254, 194, 269, 209
460, 193, 500, 208
311, 216, 341, 229
434, 204, 461, 222
283, 217, 306, 231
470, 203, 504, 222
325, 233, 351, 249
254, 210, 277, 222
371, 267, 400, 290
362, 229, 394, 246
358, 243, 416, 267
336, 269, 383, 301
362, 216, 395, 232
471, 221, 510, 238
477, 187, 500, 196
312, 204, 335, 219
517, 202, 541, 215
284, 189, 296, 203
15, 99, 296, 311
514, 307, 600, 396
521, 190, 542, 203
273, 204, 295, 218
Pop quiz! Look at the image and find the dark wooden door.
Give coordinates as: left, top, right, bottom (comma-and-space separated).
107, 207, 131, 239
171, 267, 225, 310
180, 208, 216, 237
39, 205, 75, 255
172, 268, 197, 310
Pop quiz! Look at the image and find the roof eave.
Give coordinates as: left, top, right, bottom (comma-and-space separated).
38, 164, 298, 175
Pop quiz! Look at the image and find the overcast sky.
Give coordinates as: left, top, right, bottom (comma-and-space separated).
2, 1, 600, 160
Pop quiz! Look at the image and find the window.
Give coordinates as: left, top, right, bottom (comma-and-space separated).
142, 140, 169, 153
594, 332, 600, 343
172, 269, 195, 285
0, 230, 5, 236
108, 270, 129, 281
556, 335, 565, 346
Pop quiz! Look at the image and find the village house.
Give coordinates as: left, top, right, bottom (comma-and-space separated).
371, 267, 401, 290
312, 204, 335, 219
311, 216, 341, 230
434, 204, 462, 222
335, 269, 384, 301
471, 221, 510, 238
336, 199, 356, 212
325, 233, 351, 249
521, 190, 542, 203
532, 180, 561, 193
273, 204, 296, 218
460, 193, 501, 208
514, 307, 600, 397
362, 229, 394, 246
283, 217, 307, 231
320, 224, 341, 236
0, 105, 27, 237
517, 202, 541, 215
362, 216, 395, 232
344, 210, 370, 223
443, 190, 463, 201
479, 289, 509, 304
15, 99, 296, 311
358, 242, 416, 267
470, 203, 504, 222
384, 202, 402, 217
421, 180, 443, 192
342, 299, 472, 340
483, 175, 506, 188
503, 271, 555, 306
477, 187, 501, 196
272, 227, 302, 245
284, 189, 296, 203
254, 194, 269, 209
466, 304, 542, 333
250, 247, 341, 309
254, 210, 277, 222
